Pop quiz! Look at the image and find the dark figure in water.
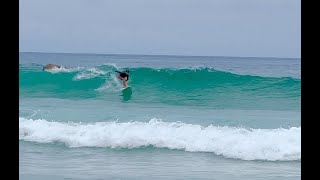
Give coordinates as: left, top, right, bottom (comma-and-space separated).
43, 64, 61, 71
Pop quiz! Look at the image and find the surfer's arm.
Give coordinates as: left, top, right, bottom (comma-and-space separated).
115, 70, 121, 73
126, 76, 129, 81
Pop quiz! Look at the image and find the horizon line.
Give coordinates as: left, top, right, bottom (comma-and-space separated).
19, 51, 300, 59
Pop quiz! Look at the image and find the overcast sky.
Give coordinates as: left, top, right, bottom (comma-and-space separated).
19, 0, 300, 58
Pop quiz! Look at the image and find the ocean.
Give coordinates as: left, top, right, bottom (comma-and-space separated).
19, 52, 301, 179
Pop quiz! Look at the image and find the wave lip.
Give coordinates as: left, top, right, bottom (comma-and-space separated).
43, 66, 84, 73
19, 117, 301, 161
73, 68, 109, 80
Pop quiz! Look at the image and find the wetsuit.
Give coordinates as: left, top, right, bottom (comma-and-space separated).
115, 71, 129, 81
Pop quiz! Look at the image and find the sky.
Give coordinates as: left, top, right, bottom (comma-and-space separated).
19, 0, 301, 58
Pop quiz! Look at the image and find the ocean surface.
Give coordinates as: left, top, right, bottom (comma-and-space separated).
19, 52, 301, 180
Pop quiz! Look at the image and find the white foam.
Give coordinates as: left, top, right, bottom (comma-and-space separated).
73, 68, 108, 80
19, 117, 300, 161
44, 66, 84, 73
102, 63, 119, 70
95, 74, 122, 92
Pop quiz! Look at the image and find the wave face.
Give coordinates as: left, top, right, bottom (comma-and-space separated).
19, 117, 300, 161
19, 64, 300, 110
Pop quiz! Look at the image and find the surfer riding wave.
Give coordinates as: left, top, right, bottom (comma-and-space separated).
115, 70, 130, 88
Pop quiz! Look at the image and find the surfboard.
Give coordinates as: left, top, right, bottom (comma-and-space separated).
121, 86, 130, 91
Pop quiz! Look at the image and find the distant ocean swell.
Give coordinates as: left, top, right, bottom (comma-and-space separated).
19, 117, 301, 161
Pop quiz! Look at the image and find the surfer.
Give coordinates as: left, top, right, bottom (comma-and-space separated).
115, 70, 130, 88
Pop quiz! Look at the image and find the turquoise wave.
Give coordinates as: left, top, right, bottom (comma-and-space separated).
19, 64, 300, 110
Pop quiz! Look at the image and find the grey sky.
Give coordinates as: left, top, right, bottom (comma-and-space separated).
19, 0, 300, 58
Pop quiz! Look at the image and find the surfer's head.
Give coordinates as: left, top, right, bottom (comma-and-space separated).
125, 70, 130, 74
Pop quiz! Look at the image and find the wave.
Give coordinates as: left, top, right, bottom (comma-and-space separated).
19, 64, 300, 110
19, 117, 301, 161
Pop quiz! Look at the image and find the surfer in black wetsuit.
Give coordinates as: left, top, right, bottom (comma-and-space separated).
115, 70, 130, 88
